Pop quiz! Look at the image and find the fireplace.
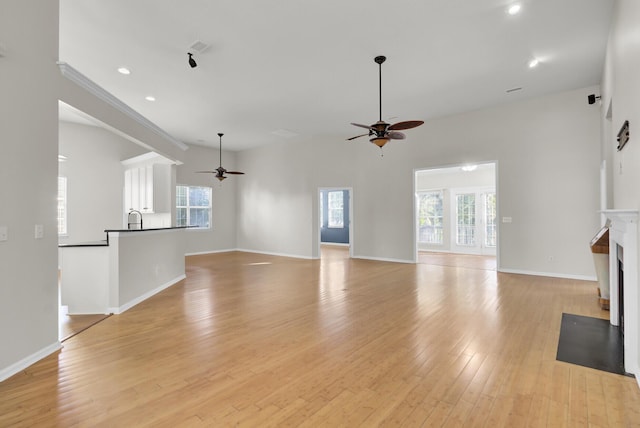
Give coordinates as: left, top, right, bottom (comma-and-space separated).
601, 209, 638, 382
618, 245, 624, 335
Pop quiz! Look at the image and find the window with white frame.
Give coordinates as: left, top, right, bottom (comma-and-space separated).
327, 191, 344, 228
456, 193, 476, 246
57, 176, 67, 235
484, 192, 497, 247
417, 190, 444, 244
176, 185, 212, 228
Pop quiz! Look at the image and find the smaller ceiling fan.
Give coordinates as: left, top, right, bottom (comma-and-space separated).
348, 55, 424, 148
196, 133, 245, 181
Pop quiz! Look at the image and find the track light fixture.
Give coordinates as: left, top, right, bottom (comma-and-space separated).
588, 94, 601, 105
188, 53, 197, 68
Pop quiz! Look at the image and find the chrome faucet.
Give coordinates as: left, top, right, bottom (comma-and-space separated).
127, 209, 143, 230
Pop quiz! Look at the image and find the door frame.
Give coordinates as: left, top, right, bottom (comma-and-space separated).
413, 162, 499, 264
317, 187, 353, 258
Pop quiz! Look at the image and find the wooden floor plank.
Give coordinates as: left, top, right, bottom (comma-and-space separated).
1, 248, 639, 427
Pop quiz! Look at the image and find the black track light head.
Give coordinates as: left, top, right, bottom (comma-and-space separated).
188, 53, 197, 68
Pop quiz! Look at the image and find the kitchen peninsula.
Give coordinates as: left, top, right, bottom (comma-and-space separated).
59, 227, 187, 315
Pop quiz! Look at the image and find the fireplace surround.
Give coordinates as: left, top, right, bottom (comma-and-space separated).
601, 209, 638, 383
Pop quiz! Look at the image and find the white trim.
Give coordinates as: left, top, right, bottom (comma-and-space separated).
352, 255, 414, 264
235, 248, 315, 260
185, 249, 235, 256
57, 62, 188, 151
498, 268, 597, 282
0, 342, 62, 382
108, 274, 185, 314
320, 242, 350, 247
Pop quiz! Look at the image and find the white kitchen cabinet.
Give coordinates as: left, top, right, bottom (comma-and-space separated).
124, 164, 171, 213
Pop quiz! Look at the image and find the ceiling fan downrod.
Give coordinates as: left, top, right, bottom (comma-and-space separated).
375, 55, 386, 122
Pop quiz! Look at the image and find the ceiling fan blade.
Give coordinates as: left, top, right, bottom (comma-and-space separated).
347, 133, 369, 141
388, 120, 424, 131
225, 171, 245, 175
195, 171, 218, 174
388, 131, 406, 140
351, 122, 375, 131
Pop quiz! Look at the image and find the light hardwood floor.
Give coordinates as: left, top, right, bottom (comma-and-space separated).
2, 247, 639, 426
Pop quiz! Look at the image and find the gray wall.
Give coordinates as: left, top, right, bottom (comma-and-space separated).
0, 0, 61, 378
238, 85, 601, 277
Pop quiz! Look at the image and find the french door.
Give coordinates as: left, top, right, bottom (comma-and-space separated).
451, 188, 496, 255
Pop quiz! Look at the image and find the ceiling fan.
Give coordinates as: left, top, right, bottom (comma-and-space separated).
348, 55, 424, 148
196, 133, 245, 181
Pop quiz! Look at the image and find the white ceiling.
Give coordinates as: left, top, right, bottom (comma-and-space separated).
59, 0, 613, 152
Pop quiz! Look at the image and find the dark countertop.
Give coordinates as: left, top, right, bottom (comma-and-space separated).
59, 240, 109, 248
59, 226, 193, 248
103, 226, 192, 233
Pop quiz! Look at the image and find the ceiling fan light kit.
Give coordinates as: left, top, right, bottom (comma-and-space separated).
348, 55, 424, 150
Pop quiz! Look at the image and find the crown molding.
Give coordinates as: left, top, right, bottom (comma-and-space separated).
57, 62, 188, 151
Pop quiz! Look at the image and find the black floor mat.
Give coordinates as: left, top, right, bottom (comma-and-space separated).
556, 313, 628, 376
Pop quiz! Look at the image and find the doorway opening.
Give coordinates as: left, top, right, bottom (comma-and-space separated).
318, 188, 353, 258
414, 163, 497, 268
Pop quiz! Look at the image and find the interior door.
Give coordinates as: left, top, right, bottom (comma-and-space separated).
451, 188, 496, 255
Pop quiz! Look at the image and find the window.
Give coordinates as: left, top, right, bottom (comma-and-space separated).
456, 193, 476, 246
484, 192, 497, 247
417, 191, 443, 244
176, 185, 212, 228
57, 177, 67, 235
327, 191, 344, 228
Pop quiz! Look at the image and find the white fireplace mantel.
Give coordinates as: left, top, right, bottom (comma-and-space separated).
600, 209, 639, 381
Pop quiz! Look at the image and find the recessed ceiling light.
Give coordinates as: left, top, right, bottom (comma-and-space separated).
528, 59, 540, 68
145, 95, 156, 102
117, 67, 131, 75
508, 4, 521, 15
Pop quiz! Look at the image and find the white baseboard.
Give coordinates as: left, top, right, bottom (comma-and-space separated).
498, 268, 597, 282
235, 248, 314, 260
185, 249, 235, 256
108, 274, 186, 314
352, 255, 414, 264
0, 341, 62, 382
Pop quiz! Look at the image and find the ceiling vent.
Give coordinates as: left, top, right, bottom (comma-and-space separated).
188, 40, 210, 54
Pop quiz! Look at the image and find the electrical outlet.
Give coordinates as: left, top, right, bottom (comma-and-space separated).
35, 224, 44, 239
0, 226, 7, 241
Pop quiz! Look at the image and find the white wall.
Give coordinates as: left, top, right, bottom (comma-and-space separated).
176, 144, 239, 254
59, 121, 146, 243
238, 85, 601, 277
0, 0, 61, 380
600, 0, 640, 383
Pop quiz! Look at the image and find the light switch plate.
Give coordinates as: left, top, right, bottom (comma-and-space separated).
0, 226, 7, 241
35, 224, 44, 239
502, 217, 513, 223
